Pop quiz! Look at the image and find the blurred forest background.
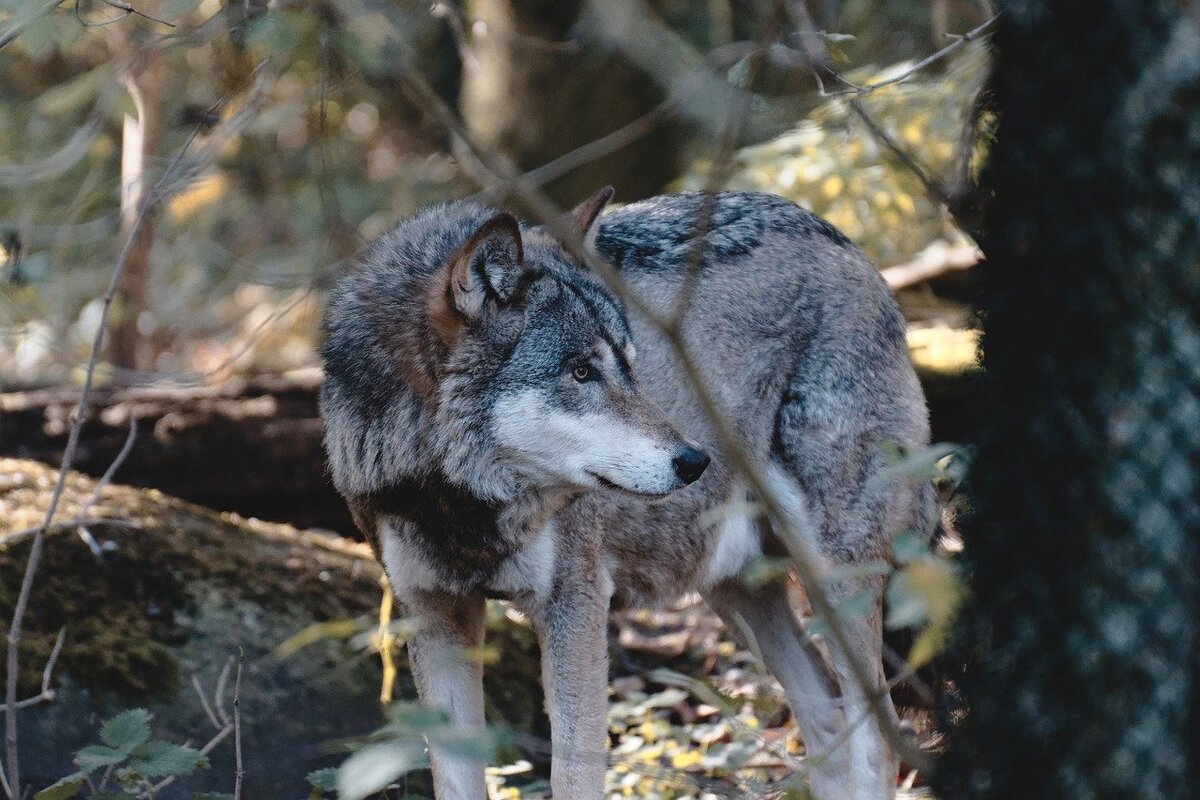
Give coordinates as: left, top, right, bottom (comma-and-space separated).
8, 0, 1193, 799
2, 0, 990, 797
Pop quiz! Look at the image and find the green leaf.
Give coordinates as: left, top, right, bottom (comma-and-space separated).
337, 740, 428, 800
384, 702, 448, 733
892, 530, 929, 564
99, 709, 152, 752
305, 767, 339, 792
128, 740, 208, 778
867, 442, 962, 493
33, 775, 84, 800
884, 571, 929, 629
75, 744, 128, 772
426, 725, 500, 763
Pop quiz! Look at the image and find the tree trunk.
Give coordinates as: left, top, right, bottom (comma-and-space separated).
460, 0, 680, 204
936, 3, 1200, 797
108, 45, 162, 375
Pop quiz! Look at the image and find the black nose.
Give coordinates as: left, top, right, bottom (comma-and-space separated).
672, 446, 710, 485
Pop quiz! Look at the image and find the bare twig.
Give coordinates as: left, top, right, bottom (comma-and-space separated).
389, 55, 927, 772
75, 0, 176, 28
512, 100, 675, 193
669, 7, 778, 326
820, 14, 998, 97
192, 674, 222, 731
0, 519, 142, 551
848, 97, 954, 209
430, 1, 477, 71
0, 628, 66, 713
145, 660, 237, 797
74, 418, 138, 554
1, 66, 268, 795
214, 657, 232, 726
232, 649, 244, 799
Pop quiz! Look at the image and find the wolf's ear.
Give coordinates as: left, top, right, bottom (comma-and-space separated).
567, 186, 614, 248
430, 213, 524, 342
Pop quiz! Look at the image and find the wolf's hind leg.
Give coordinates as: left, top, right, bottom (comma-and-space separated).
704, 579, 853, 800
405, 589, 489, 800
823, 576, 900, 800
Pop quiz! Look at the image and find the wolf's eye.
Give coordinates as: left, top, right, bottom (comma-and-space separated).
572, 364, 593, 382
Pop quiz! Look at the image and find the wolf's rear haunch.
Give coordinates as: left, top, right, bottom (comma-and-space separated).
320, 188, 934, 800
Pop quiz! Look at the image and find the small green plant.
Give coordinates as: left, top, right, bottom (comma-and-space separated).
336, 702, 500, 800
35, 709, 224, 800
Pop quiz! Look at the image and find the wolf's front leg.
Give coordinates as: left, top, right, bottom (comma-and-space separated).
533, 564, 612, 799
404, 589, 488, 800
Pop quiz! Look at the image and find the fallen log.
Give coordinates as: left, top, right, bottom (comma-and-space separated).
0, 368, 351, 532
1, 351, 976, 535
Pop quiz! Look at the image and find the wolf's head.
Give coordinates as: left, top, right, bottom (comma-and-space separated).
321, 188, 708, 503
425, 188, 708, 499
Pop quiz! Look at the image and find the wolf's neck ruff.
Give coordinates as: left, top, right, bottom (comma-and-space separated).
353, 474, 525, 587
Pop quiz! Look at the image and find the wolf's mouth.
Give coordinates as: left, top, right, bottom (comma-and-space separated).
587, 471, 673, 499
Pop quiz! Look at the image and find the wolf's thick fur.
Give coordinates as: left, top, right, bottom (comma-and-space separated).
320, 190, 935, 799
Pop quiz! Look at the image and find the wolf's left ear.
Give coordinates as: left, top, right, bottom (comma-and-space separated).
567, 186, 614, 248
430, 213, 524, 342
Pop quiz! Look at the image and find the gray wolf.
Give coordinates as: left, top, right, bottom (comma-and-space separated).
320, 189, 935, 799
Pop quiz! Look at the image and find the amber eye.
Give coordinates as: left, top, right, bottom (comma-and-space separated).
572, 364, 592, 382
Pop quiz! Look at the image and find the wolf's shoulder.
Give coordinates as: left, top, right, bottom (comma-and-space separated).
595, 191, 851, 270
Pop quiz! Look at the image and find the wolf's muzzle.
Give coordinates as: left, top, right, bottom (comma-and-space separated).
672, 446, 710, 485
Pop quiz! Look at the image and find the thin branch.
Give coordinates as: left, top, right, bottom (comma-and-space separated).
214, 658, 232, 726
0, 629, 66, 713
75, 418, 138, 555
511, 100, 675, 193
848, 97, 954, 209
820, 14, 998, 97
145, 661, 237, 797
429, 1, 477, 72
2, 69, 265, 795
233, 649, 244, 799
192, 675, 222, 731
75, 0, 176, 28
99, 0, 175, 26
0, 519, 142, 551
389, 55, 928, 772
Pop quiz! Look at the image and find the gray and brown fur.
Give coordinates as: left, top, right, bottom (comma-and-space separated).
320, 190, 935, 799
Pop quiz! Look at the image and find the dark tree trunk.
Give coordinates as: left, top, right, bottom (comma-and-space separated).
460, 0, 681, 204
937, 2, 1200, 797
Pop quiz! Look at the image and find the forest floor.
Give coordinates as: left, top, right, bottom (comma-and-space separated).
1, 459, 937, 799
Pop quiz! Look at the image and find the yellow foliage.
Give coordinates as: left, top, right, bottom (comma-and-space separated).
670, 749, 703, 769
677, 42, 990, 266
907, 325, 980, 373
168, 172, 230, 219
